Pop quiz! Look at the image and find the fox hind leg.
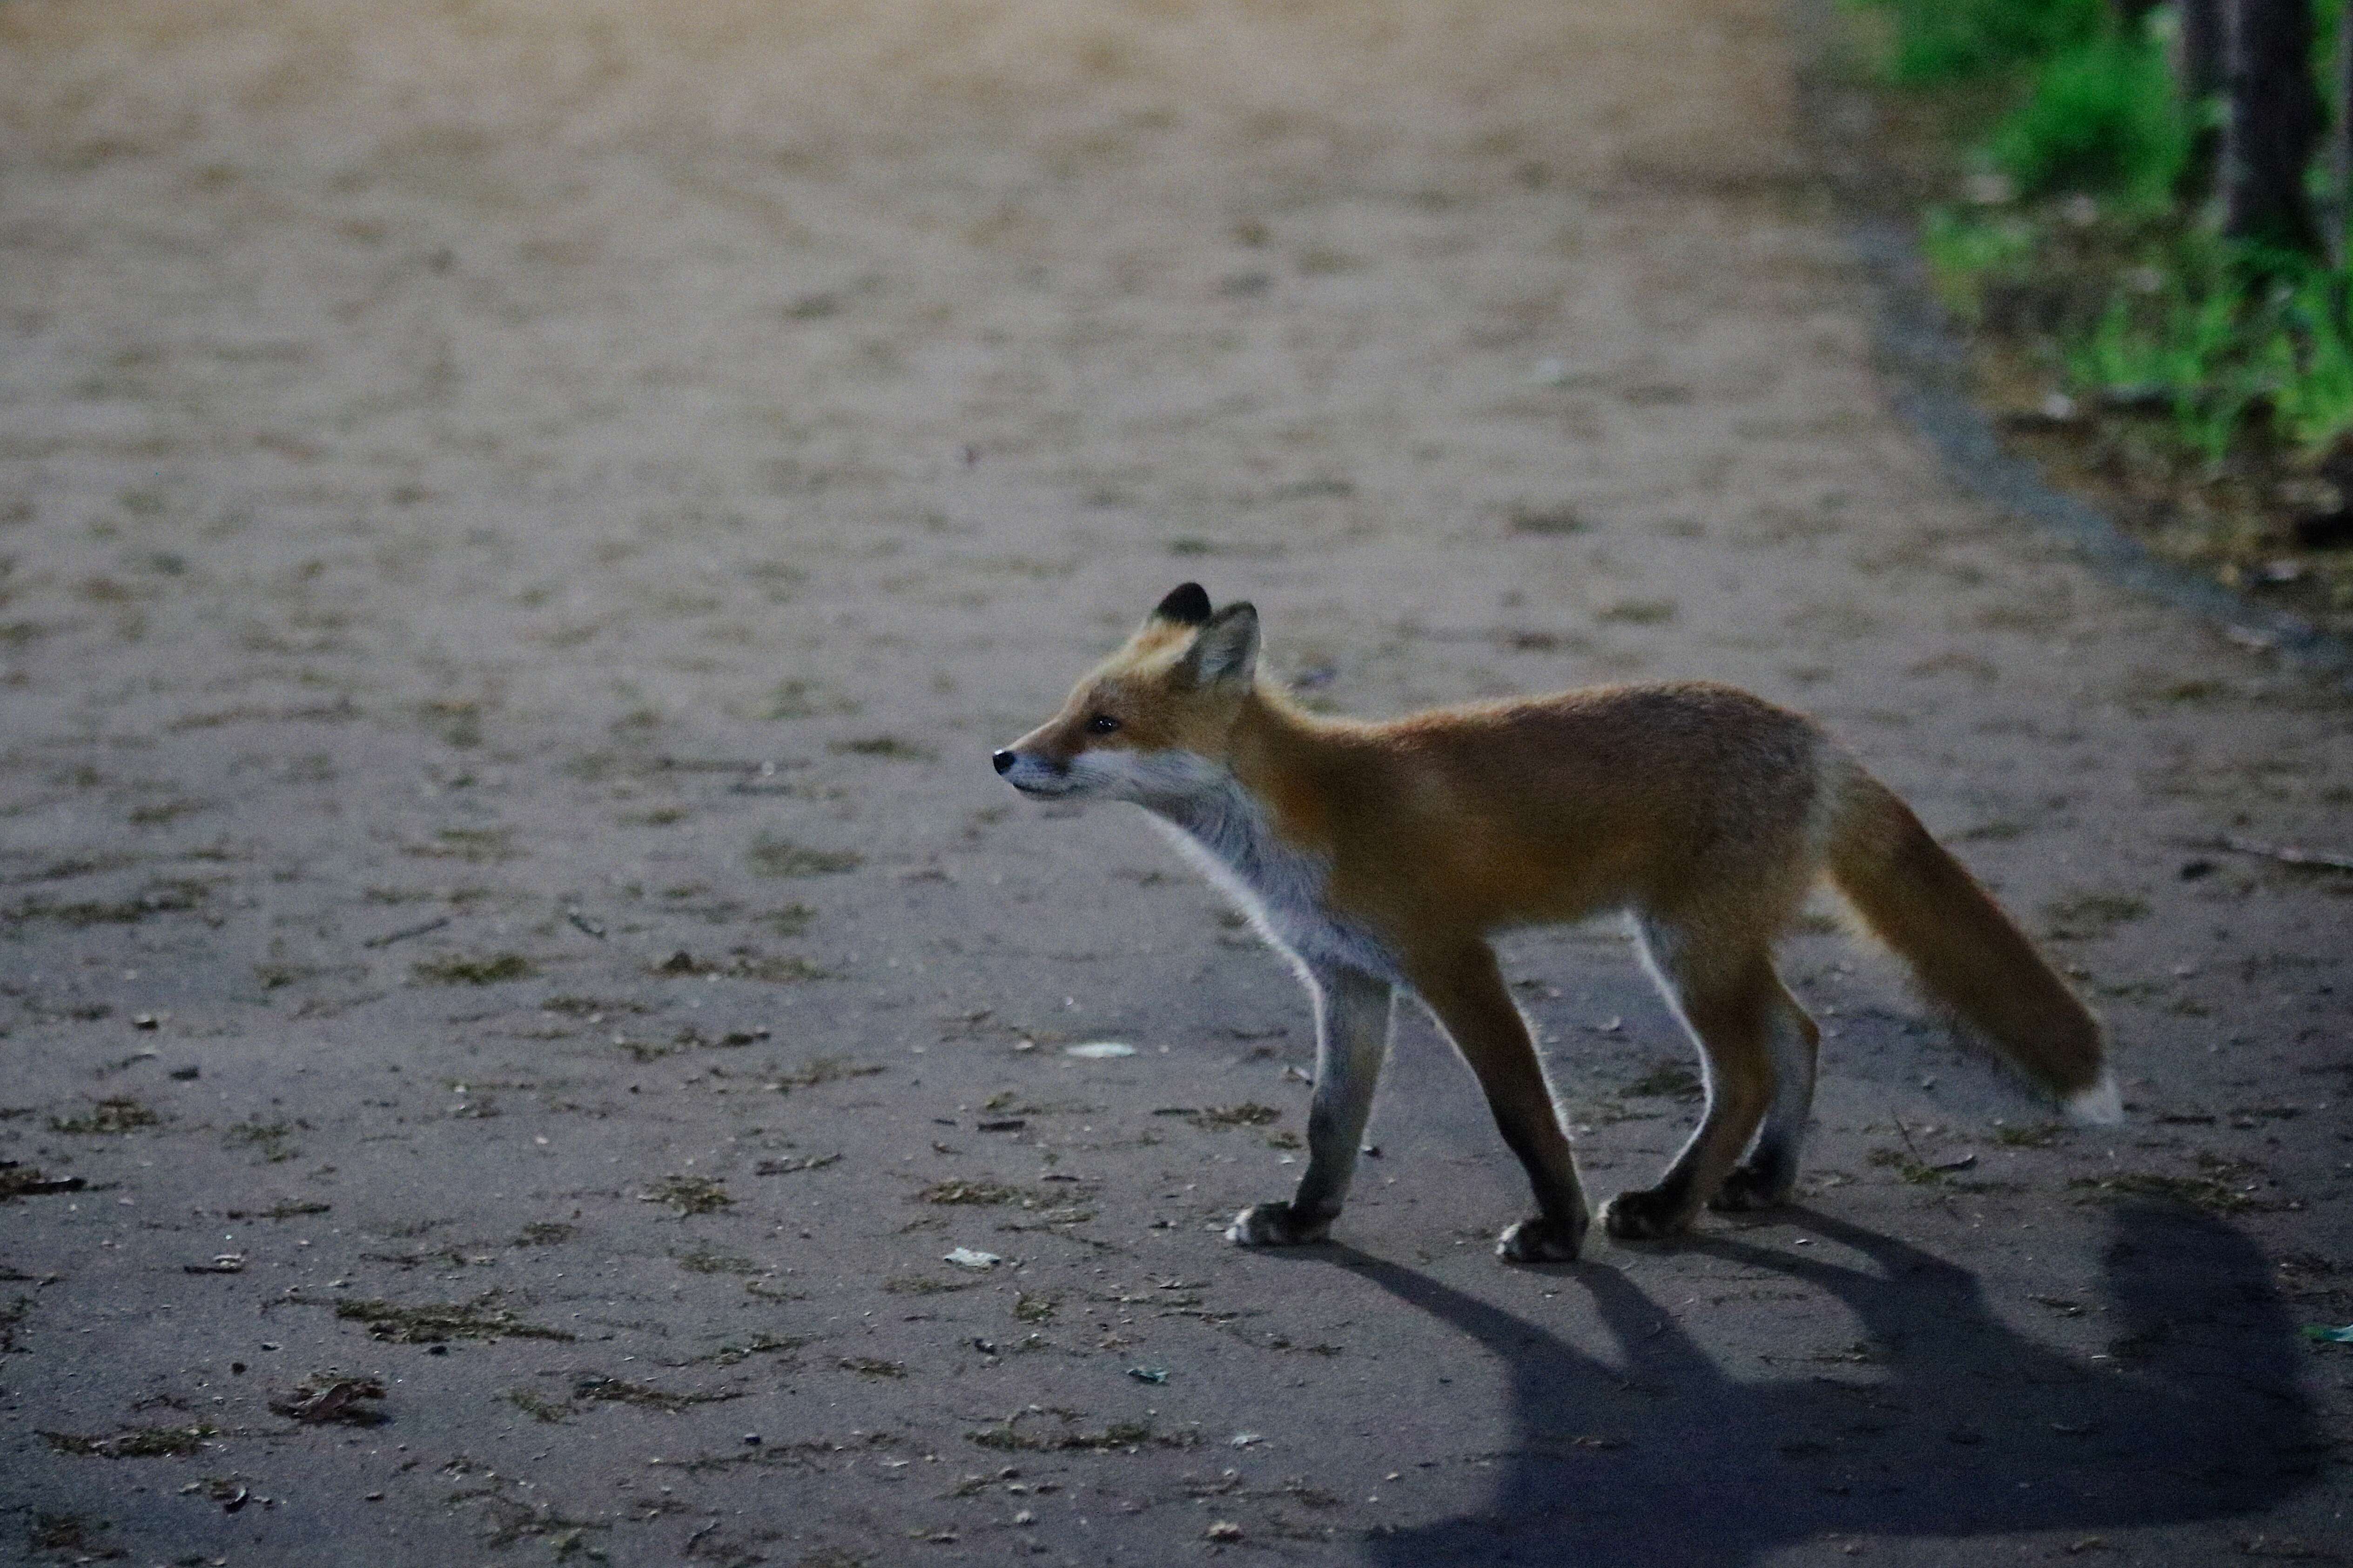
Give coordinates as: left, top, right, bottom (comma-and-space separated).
1602, 916, 1782, 1240
1710, 974, 1819, 1212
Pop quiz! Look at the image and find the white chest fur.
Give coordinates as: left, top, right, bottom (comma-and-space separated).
1145, 768, 1401, 983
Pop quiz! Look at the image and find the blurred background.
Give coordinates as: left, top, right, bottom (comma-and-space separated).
1840, 0, 2353, 639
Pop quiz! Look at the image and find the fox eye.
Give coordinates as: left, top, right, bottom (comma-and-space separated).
1086, 713, 1122, 735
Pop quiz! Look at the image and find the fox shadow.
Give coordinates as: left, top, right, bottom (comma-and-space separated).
1333, 1204, 2321, 1565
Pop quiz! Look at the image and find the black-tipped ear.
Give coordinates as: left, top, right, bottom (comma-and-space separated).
1151, 582, 1213, 627
1176, 602, 1259, 689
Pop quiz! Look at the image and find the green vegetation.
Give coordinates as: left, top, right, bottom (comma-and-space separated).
1868, 0, 2348, 451
1984, 30, 2189, 206
1862, 0, 2106, 87
1926, 213, 2353, 466
1856, 0, 2353, 622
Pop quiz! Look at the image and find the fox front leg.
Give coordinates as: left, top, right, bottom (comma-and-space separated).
1228, 964, 1392, 1247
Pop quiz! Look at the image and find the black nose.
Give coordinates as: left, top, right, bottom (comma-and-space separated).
992, 749, 1016, 775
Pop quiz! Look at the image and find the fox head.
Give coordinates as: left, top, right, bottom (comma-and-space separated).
992, 583, 1259, 805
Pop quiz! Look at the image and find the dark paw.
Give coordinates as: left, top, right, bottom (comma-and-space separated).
1600, 1187, 1692, 1241
1497, 1214, 1586, 1264
1226, 1202, 1332, 1247
1707, 1162, 1793, 1213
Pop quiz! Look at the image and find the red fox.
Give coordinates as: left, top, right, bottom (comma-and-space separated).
993, 585, 2118, 1262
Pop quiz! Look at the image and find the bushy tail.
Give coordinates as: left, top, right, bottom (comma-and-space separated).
1824, 769, 2118, 1123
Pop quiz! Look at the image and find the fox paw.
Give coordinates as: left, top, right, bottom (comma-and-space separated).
1599, 1187, 1692, 1241
1707, 1162, 1793, 1213
1226, 1202, 1332, 1247
1497, 1215, 1585, 1264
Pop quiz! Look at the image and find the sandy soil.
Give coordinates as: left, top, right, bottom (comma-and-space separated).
0, 2, 2347, 1564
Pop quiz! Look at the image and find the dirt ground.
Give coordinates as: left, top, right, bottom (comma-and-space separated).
1, 2, 2348, 1564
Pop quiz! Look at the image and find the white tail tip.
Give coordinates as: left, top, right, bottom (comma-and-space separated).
2066, 1070, 2123, 1126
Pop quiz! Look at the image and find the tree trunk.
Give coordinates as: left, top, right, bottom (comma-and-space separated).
2334, 0, 2353, 265
2222, 0, 2322, 252
2176, 0, 2228, 198
2178, 0, 2228, 100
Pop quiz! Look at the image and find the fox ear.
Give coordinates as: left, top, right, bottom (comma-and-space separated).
1150, 582, 1213, 627
1176, 602, 1258, 689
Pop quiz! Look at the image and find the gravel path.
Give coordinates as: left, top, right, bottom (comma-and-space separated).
2, 3, 2347, 1563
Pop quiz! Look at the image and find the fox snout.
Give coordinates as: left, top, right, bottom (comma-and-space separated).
992, 741, 1074, 797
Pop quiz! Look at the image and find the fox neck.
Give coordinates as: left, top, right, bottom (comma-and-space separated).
1143, 689, 1394, 978
1143, 686, 1327, 840
1137, 693, 1319, 885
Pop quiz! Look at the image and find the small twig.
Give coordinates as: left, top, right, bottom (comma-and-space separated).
363, 915, 450, 949
1891, 1112, 1925, 1167
2192, 834, 2353, 875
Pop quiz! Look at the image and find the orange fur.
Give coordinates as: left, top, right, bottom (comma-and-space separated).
1824, 774, 2106, 1101
996, 587, 2115, 1259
